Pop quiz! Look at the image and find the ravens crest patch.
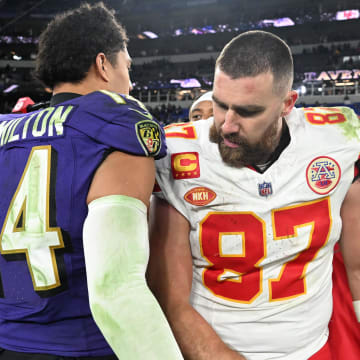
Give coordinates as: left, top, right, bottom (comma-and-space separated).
135, 120, 162, 156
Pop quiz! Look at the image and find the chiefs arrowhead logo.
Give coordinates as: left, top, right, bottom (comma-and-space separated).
184, 187, 216, 206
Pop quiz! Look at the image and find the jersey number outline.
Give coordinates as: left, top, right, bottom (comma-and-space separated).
304, 107, 346, 125
199, 197, 331, 303
164, 123, 197, 139
0, 145, 65, 295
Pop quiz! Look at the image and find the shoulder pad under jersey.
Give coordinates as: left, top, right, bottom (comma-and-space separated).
66, 90, 167, 159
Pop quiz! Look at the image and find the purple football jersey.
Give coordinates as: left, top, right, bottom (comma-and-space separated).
0, 91, 166, 356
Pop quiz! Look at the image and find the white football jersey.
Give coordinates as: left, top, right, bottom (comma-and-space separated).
154, 107, 360, 360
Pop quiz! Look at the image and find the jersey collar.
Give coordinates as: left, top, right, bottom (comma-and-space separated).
251, 118, 291, 174
50, 92, 82, 107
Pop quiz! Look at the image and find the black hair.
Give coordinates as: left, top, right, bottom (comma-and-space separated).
34, 2, 128, 89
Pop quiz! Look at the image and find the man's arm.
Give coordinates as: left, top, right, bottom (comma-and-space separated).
83, 151, 183, 359
340, 179, 360, 321
147, 196, 246, 359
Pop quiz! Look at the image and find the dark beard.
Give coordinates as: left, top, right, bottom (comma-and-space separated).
209, 120, 280, 168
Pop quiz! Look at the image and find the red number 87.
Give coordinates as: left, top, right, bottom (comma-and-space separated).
199, 197, 331, 303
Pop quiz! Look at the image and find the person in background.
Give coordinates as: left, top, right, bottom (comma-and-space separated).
188, 91, 213, 121
0, 2, 182, 360
147, 30, 360, 360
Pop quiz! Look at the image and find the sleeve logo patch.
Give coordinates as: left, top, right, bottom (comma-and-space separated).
171, 152, 200, 179
306, 156, 341, 194
135, 120, 161, 156
184, 187, 216, 206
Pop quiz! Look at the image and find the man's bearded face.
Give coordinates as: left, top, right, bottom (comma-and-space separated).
209, 118, 281, 168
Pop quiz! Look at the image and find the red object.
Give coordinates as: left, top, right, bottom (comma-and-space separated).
184, 186, 216, 206
11, 97, 35, 113
354, 155, 360, 179
328, 244, 360, 360
171, 152, 200, 180
152, 180, 162, 193
308, 342, 332, 360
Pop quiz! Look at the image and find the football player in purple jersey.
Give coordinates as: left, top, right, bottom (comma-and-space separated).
0, 2, 182, 359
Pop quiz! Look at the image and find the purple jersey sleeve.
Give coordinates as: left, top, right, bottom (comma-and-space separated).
66, 91, 167, 159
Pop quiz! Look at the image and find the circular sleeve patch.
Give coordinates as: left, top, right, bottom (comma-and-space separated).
306, 156, 341, 195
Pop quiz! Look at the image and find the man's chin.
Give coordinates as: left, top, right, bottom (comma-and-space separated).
218, 144, 247, 168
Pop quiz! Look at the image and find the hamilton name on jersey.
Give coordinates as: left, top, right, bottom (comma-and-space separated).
0, 105, 74, 147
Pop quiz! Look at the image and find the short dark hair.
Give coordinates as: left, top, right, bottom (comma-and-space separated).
216, 30, 293, 94
34, 2, 128, 89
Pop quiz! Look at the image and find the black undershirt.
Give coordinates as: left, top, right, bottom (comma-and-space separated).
251, 119, 290, 174
50, 92, 82, 107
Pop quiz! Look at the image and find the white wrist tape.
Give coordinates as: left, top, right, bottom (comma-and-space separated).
353, 300, 360, 322
83, 195, 183, 359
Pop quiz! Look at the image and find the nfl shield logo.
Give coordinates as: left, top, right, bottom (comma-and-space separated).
258, 181, 273, 197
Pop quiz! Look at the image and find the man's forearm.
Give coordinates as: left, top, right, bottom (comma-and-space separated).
167, 303, 246, 360
83, 195, 183, 359
346, 270, 360, 300
339, 179, 360, 322
89, 281, 184, 358
341, 227, 360, 321
346, 270, 360, 322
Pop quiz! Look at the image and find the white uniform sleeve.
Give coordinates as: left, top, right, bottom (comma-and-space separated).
83, 195, 183, 359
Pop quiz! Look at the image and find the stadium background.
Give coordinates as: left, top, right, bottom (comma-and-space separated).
0, 0, 360, 123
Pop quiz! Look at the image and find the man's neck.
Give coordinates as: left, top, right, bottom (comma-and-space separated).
253, 118, 290, 173
52, 71, 107, 95
52, 82, 95, 96
271, 115, 285, 152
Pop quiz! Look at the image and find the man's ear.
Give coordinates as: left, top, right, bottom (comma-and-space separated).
95, 53, 109, 82
281, 90, 298, 117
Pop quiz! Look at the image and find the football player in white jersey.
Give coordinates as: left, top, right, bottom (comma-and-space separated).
147, 30, 360, 360
189, 91, 214, 121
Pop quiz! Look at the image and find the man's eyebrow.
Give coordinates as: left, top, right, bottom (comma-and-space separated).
212, 95, 228, 109
212, 95, 265, 113
232, 104, 265, 113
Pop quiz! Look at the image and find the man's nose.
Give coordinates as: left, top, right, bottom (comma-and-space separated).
222, 109, 240, 135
